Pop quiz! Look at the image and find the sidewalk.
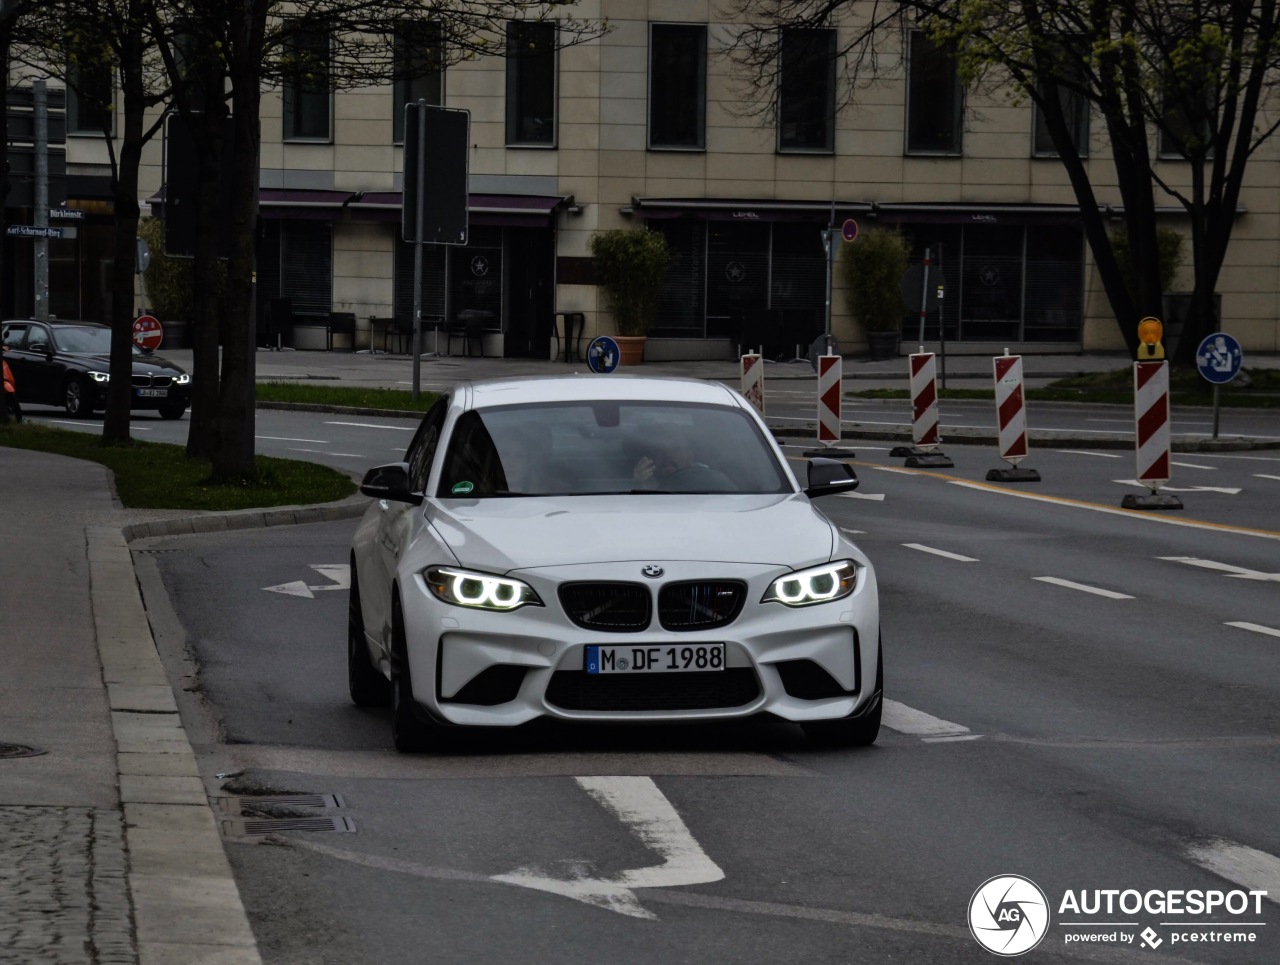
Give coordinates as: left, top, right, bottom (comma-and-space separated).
1, 345, 1275, 962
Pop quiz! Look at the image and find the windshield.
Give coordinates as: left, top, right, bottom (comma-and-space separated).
436, 400, 792, 497
53, 326, 138, 355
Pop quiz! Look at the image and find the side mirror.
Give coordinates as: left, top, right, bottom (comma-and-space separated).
359, 462, 423, 505
804, 457, 859, 499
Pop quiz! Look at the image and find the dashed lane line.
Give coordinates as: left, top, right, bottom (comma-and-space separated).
1186, 840, 1280, 905
1057, 450, 1123, 458
1225, 622, 1280, 639
882, 700, 975, 740
903, 543, 979, 563
325, 420, 417, 430
1033, 577, 1134, 600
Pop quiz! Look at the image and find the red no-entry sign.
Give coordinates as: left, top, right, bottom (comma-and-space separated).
132, 314, 163, 352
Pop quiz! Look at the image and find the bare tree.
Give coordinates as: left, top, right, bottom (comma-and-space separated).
726, 0, 1280, 361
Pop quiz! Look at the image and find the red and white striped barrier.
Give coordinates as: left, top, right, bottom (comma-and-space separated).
1134, 360, 1171, 488
910, 351, 940, 448
986, 354, 1040, 481
817, 354, 841, 445
1123, 360, 1182, 509
740, 354, 764, 416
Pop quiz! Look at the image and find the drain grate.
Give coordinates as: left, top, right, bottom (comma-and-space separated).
221, 815, 356, 837
216, 793, 345, 812
0, 743, 46, 759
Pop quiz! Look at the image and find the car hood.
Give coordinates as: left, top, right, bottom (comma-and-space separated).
426, 493, 836, 571
72, 353, 185, 375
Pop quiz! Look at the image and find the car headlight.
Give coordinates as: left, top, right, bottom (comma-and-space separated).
423, 566, 543, 611
762, 560, 858, 607
89, 371, 110, 383
175, 373, 191, 385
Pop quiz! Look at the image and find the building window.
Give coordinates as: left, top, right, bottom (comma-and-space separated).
778, 28, 835, 152
394, 20, 443, 143
906, 31, 963, 154
282, 22, 331, 142
649, 24, 706, 150
506, 20, 556, 147
1160, 66, 1217, 158
279, 220, 333, 316
1033, 41, 1089, 157
66, 57, 115, 135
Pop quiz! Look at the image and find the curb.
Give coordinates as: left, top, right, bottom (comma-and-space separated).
90, 495, 369, 964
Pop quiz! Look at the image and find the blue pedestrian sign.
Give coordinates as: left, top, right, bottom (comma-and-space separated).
587, 336, 620, 374
1195, 333, 1244, 384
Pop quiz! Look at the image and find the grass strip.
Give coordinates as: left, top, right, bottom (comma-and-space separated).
256, 381, 438, 412
0, 422, 356, 511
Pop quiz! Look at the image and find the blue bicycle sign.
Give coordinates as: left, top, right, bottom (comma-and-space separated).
1195, 333, 1243, 385
587, 336, 620, 374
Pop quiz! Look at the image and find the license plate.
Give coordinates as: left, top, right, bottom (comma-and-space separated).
585, 643, 725, 674
136, 388, 167, 398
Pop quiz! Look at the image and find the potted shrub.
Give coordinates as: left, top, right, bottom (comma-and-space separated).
588, 227, 671, 364
839, 226, 910, 360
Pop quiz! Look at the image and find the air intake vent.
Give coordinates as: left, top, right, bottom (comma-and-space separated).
546, 668, 760, 711
558, 582, 651, 632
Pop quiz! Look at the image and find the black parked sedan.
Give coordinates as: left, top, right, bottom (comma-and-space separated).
1, 319, 191, 419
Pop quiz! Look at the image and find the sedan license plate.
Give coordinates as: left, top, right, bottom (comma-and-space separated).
136, 388, 167, 398
585, 643, 725, 674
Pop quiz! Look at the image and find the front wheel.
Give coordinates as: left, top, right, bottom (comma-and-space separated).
348, 565, 389, 707
802, 636, 883, 748
64, 376, 91, 417
390, 598, 451, 753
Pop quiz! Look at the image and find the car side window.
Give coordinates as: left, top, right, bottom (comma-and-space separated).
4, 324, 29, 350
26, 326, 50, 354
406, 398, 448, 494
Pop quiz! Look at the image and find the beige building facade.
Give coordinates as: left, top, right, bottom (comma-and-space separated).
16, 0, 1280, 358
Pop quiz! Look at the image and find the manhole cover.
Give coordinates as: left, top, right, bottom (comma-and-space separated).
0, 743, 46, 759
221, 816, 356, 837
216, 793, 344, 812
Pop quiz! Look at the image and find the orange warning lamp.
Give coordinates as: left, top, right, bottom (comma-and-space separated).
1138, 317, 1165, 359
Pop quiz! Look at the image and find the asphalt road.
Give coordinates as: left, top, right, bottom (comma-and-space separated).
132, 447, 1280, 964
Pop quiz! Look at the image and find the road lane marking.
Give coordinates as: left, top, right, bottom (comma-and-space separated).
1113, 479, 1241, 494
838, 492, 885, 501
289, 447, 365, 458
838, 527, 866, 536
1033, 577, 1133, 600
944, 479, 1280, 542
882, 700, 972, 738
903, 543, 979, 562
263, 564, 350, 598
1170, 461, 1217, 470
493, 776, 724, 920
1158, 557, 1280, 582
1186, 840, 1280, 905
256, 434, 327, 443
1225, 622, 1280, 639
869, 466, 920, 475
1057, 449, 1123, 458
1256, 474, 1280, 481
325, 421, 417, 430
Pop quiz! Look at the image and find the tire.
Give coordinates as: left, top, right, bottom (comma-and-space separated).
158, 404, 186, 420
348, 563, 390, 707
389, 597, 447, 753
64, 376, 91, 417
802, 636, 883, 748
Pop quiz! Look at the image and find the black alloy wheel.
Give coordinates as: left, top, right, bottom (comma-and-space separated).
348, 562, 390, 707
63, 376, 91, 417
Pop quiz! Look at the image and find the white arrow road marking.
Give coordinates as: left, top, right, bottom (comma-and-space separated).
1186, 840, 1280, 906
838, 492, 886, 501
264, 564, 351, 598
1114, 479, 1242, 494
1158, 557, 1280, 582
903, 543, 979, 563
882, 700, 974, 739
1034, 577, 1134, 600
1225, 622, 1280, 639
492, 776, 724, 920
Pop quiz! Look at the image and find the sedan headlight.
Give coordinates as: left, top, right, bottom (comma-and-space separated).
89, 371, 110, 383
175, 373, 191, 385
762, 560, 857, 607
423, 566, 543, 612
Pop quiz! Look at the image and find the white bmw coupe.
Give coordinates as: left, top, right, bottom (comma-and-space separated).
349, 376, 881, 751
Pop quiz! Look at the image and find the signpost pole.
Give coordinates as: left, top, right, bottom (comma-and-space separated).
916, 248, 931, 344
1213, 383, 1221, 439
411, 100, 427, 401
33, 79, 49, 321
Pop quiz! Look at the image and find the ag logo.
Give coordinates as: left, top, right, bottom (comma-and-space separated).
968, 874, 1050, 956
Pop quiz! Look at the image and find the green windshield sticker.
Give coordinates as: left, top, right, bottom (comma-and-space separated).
451, 480, 474, 495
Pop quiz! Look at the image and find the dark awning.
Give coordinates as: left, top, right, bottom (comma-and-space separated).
148, 187, 571, 227
627, 197, 873, 223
